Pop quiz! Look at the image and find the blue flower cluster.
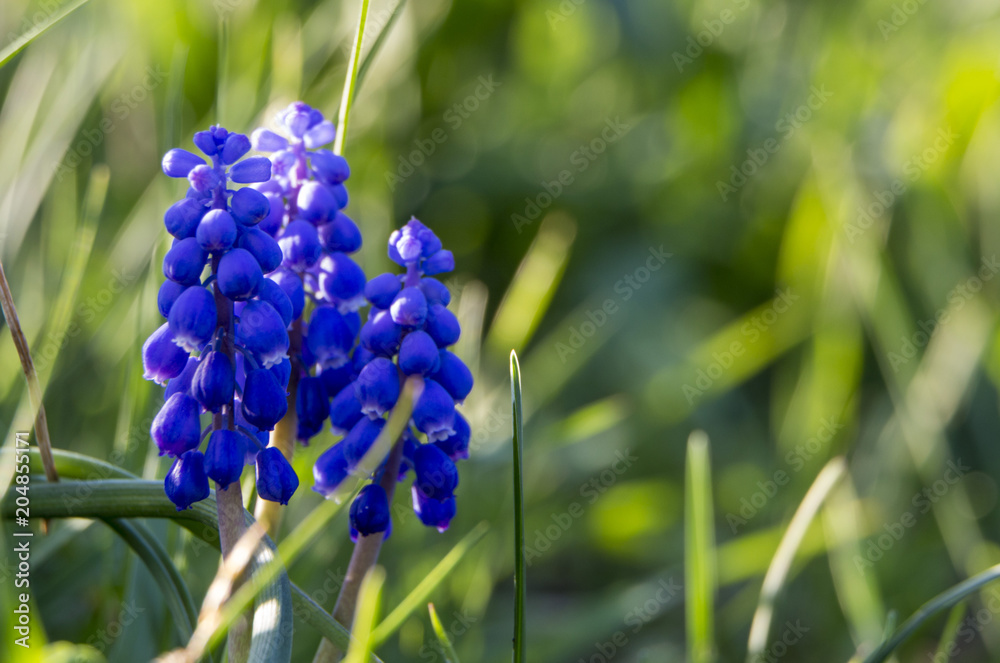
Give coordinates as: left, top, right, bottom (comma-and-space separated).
249, 102, 365, 444
143, 124, 299, 510
313, 218, 473, 536
144, 103, 473, 538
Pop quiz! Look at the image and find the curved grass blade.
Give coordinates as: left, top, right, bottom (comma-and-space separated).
863, 564, 1000, 663
510, 350, 526, 663
104, 518, 198, 643
0, 0, 94, 68
685, 430, 715, 663
353, 0, 407, 97
746, 457, 846, 661
0, 478, 292, 662
5, 449, 382, 659
370, 521, 489, 646
428, 603, 461, 663
931, 602, 965, 662
344, 566, 385, 663
334, 0, 371, 156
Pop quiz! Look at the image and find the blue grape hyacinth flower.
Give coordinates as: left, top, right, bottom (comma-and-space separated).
144, 125, 302, 510
312, 217, 472, 536
249, 101, 367, 446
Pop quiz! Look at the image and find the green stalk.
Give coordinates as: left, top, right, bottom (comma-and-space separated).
313, 378, 419, 663
333, 0, 371, 156
211, 253, 251, 663
510, 350, 526, 663
428, 603, 461, 663
685, 430, 715, 663
344, 567, 385, 663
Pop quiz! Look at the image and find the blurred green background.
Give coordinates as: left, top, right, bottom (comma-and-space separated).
3, 0, 1000, 660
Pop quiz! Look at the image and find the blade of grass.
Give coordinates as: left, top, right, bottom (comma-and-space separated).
510, 350, 527, 663
746, 457, 846, 661
932, 602, 966, 661
370, 521, 490, 646
344, 566, 385, 663
333, 0, 371, 156
0, 0, 95, 67
353, 0, 407, 96
685, 430, 715, 663
428, 603, 461, 663
863, 564, 1000, 663
823, 475, 885, 650
488, 215, 576, 356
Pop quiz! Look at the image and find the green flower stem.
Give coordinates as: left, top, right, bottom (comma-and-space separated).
212, 253, 251, 663
333, 0, 370, 156
312, 378, 420, 663
312, 441, 404, 663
